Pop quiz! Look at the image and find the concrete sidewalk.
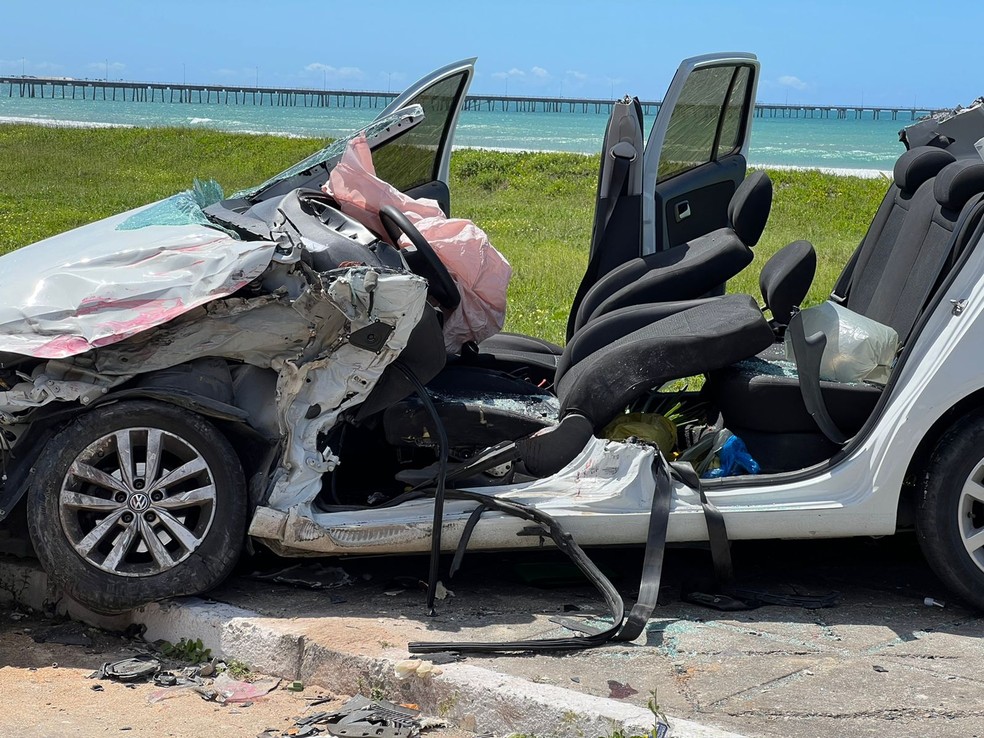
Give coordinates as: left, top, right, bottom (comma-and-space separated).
0, 556, 739, 738
2, 536, 981, 738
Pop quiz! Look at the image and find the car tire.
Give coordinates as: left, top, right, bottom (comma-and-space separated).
27, 400, 247, 614
916, 408, 984, 611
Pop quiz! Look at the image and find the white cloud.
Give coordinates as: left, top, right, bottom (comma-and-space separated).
304, 63, 364, 81
531, 66, 549, 79
565, 69, 588, 82
491, 67, 527, 80
778, 75, 808, 90
87, 61, 126, 73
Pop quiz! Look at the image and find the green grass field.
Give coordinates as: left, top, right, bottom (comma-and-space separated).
0, 125, 887, 344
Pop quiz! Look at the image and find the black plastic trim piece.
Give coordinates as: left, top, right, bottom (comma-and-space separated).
93, 388, 250, 423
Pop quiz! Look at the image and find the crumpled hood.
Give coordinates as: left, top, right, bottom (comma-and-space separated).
0, 206, 276, 359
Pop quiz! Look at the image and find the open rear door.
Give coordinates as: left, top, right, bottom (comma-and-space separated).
371, 59, 475, 214
643, 53, 759, 255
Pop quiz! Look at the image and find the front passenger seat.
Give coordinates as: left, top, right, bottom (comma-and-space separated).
480, 171, 774, 367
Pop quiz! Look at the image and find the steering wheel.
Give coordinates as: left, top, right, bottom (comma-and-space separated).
378, 205, 460, 311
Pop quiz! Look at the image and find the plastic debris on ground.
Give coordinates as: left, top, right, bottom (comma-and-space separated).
433, 581, 453, 601
607, 680, 639, 699
683, 581, 840, 612
210, 674, 281, 703
93, 655, 161, 683
147, 661, 280, 704
270, 694, 442, 737
117, 178, 231, 233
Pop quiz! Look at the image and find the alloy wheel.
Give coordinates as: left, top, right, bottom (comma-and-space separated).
58, 428, 217, 577
958, 463, 984, 575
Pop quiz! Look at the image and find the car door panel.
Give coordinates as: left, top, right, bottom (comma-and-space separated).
657, 154, 746, 246
643, 54, 759, 255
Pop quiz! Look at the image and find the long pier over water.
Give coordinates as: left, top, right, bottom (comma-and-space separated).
1, 76, 943, 122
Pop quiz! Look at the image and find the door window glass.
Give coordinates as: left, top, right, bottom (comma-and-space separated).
372, 72, 469, 191
716, 66, 751, 158
657, 65, 751, 181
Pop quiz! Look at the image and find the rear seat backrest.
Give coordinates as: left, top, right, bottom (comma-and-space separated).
845, 146, 955, 315
859, 160, 984, 342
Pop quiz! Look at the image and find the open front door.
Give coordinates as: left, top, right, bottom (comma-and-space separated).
371, 59, 475, 215
643, 53, 759, 255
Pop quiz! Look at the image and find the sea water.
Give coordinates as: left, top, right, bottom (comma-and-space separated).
0, 93, 909, 172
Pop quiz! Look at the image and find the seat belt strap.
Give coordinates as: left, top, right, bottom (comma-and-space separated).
830, 246, 860, 304
566, 150, 634, 339
449, 503, 488, 579
671, 461, 734, 585
943, 194, 984, 283
787, 309, 850, 445
613, 454, 672, 642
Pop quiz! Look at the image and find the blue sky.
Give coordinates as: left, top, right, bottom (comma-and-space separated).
1, 0, 981, 108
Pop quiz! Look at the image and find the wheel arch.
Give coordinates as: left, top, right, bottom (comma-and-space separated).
0, 360, 275, 524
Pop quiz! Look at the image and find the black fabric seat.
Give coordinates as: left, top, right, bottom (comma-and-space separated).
557, 294, 775, 430
706, 346, 883, 471
554, 298, 719, 381
479, 172, 772, 361
706, 155, 984, 472
569, 170, 770, 332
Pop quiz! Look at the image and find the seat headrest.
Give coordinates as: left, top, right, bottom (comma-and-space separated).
893, 146, 956, 193
759, 239, 817, 326
728, 171, 772, 247
935, 160, 984, 211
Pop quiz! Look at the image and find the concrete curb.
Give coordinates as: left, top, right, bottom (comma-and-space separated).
0, 557, 745, 738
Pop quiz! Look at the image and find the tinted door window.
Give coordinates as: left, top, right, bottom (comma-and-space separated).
657, 65, 752, 182
372, 72, 469, 191
716, 66, 751, 158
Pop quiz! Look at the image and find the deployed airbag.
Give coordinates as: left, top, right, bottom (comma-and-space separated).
325, 135, 511, 352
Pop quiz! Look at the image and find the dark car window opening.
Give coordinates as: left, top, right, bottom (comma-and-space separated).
373, 72, 470, 191
715, 66, 752, 158
658, 64, 752, 182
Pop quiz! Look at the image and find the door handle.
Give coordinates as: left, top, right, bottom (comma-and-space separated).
675, 200, 691, 222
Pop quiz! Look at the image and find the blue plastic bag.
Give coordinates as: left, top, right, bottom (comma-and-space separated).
701, 433, 760, 479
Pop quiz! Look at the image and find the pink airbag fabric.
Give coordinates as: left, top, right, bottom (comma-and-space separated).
325, 135, 511, 352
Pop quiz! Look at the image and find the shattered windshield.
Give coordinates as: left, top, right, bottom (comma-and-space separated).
236, 105, 425, 199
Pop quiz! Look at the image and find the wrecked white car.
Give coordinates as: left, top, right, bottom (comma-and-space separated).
4, 55, 984, 638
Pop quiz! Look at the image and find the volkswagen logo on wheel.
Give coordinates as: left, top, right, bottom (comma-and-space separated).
128, 492, 151, 512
